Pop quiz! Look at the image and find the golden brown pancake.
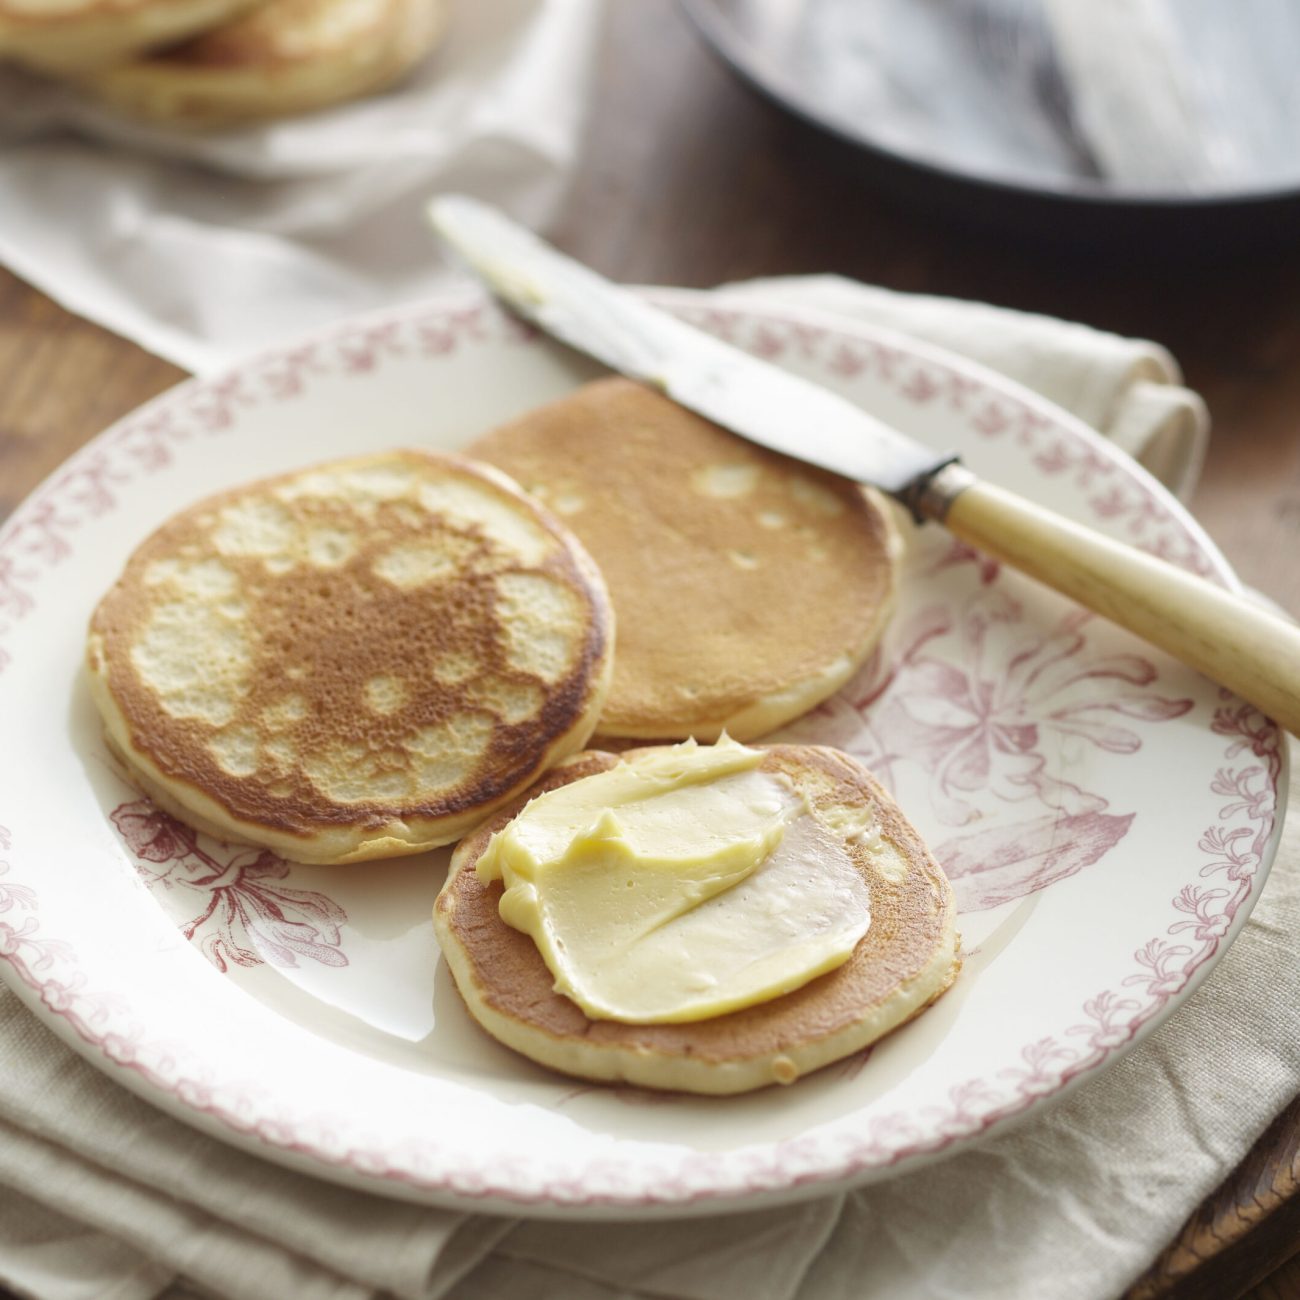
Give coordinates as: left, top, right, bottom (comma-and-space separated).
0, 0, 260, 73
87, 449, 614, 864
434, 744, 959, 1095
81, 0, 449, 126
469, 377, 902, 743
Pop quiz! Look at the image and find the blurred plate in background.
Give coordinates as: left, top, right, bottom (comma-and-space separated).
683, 0, 1300, 218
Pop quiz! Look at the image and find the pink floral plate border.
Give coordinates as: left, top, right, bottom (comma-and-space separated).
0, 287, 1285, 1213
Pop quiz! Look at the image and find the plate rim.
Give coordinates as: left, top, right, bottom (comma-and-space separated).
0, 284, 1287, 1216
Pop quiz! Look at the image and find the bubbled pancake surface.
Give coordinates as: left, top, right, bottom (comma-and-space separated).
86, 450, 613, 864
434, 744, 960, 1095
0, 0, 260, 73
470, 377, 902, 742
83, 0, 449, 125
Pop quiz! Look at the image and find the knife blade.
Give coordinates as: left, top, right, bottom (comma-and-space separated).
429, 194, 1300, 737
429, 195, 957, 511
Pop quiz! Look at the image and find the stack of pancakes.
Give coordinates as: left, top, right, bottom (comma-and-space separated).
88, 381, 959, 1093
0, 0, 450, 125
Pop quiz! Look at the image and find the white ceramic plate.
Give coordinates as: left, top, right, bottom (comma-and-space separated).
0, 288, 1286, 1217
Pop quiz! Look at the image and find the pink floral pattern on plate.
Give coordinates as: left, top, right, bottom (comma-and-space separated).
0, 290, 1284, 1212
110, 801, 348, 972
779, 536, 1195, 911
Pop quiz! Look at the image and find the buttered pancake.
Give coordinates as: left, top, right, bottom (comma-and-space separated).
434, 744, 959, 1095
469, 378, 901, 742
87, 450, 613, 864
0, 0, 259, 73
82, 0, 449, 126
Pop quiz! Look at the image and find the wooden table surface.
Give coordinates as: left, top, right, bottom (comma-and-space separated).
2, 6, 1299, 1299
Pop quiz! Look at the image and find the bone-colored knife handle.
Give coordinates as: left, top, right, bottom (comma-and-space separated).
926, 469, 1300, 736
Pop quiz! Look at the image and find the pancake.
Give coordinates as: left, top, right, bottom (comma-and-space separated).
0, 0, 259, 73
81, 0, 449, 126
86, 449, 614, 864
434, 744, 959, 1095
469, 377, 902, 743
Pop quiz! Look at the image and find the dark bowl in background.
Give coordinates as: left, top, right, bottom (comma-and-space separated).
680, 0, 1300, 253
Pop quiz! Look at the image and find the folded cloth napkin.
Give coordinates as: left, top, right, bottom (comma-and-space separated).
0, 270, 1293, 1300
721, 274, 1209, 503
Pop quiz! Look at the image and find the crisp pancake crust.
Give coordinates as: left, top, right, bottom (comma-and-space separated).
82, 0, 449, 125
87, 450, 614, 864
470, 377, 902, 742
434, 744, 960, 1095
0, 0, 261, 72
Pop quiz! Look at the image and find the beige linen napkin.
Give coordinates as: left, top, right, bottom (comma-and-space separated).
0, 282, 1290, 1300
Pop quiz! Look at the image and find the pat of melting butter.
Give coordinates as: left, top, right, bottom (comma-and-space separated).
476, 737, 873, 1023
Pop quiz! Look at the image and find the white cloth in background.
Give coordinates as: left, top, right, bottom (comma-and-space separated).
0, 0, 605, 375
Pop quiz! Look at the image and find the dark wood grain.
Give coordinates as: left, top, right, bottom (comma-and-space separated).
0, 271, 181, 522
1244, 1249, 1300, 1300
1129, 1092, 1300, 1300
1, 4, 1298, 1297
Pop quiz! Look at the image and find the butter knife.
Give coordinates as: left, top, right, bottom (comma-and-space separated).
429, 194, 1300, 736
